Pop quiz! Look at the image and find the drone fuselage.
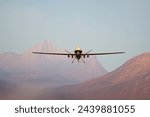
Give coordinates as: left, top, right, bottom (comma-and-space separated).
74, 49, 82, 60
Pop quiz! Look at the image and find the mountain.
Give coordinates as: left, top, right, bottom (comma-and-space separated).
39, 52, 150, 99
0, 40, 107, 84
0, 40, 107, 99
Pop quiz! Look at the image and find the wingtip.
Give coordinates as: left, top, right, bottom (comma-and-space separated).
121, 52, 125, 54
32, 52, 38, 54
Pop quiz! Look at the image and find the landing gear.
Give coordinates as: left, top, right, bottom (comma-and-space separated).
72, 58, 76, 63
81, 58, 85, 63
72, 58, 85, 63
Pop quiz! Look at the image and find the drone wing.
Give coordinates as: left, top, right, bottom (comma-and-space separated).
83, 52, 125, 55
32, 52, 75, 55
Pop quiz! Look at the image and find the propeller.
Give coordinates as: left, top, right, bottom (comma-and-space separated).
64, 49, 72, 54
85, 49, 93, 54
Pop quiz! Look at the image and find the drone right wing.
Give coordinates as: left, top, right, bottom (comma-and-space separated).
84, 52, 125, 56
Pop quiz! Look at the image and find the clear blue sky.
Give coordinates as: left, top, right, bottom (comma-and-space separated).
0, 0, 150, 71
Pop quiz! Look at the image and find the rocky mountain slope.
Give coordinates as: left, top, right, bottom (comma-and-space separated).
40, 52, 150, 99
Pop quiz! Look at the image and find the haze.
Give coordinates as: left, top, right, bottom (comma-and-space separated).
0, 0, 150, 71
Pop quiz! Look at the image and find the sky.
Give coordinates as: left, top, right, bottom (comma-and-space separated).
0, 0, 150, 71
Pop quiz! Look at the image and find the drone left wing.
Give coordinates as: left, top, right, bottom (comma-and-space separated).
32, 52, 75, 55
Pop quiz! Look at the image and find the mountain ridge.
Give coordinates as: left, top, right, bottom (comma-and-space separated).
38, 52, 150, 99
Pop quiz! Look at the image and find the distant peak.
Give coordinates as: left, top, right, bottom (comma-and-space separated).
37, 40, 54, 51
24, 40, 63, 54
41, 40, 53, 46
43, 40, 49, 43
